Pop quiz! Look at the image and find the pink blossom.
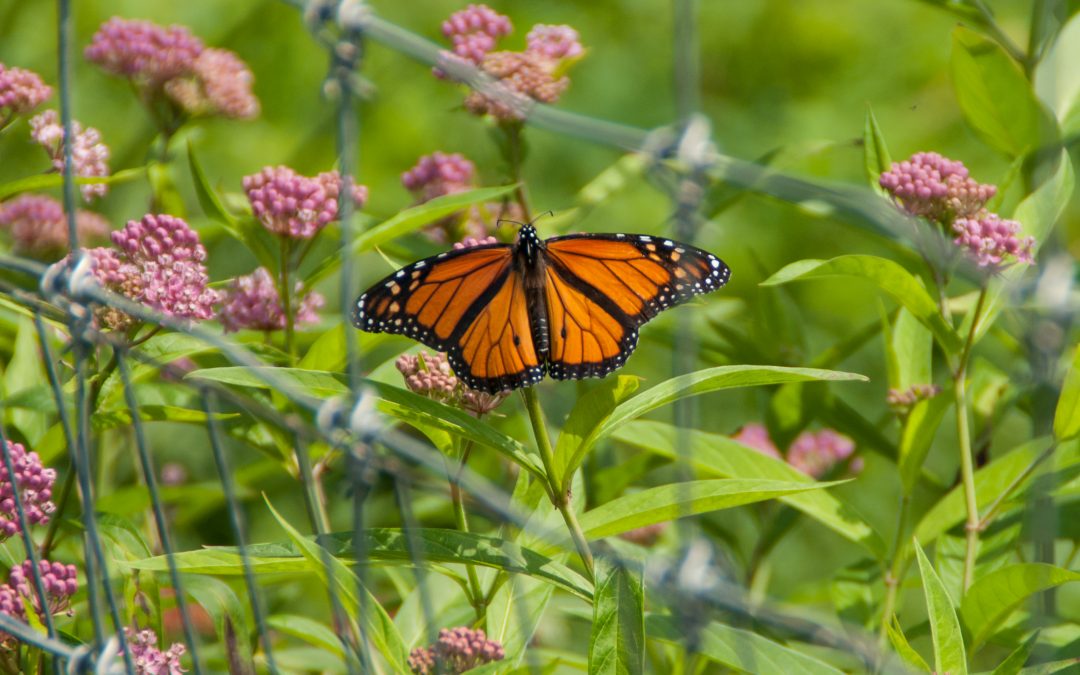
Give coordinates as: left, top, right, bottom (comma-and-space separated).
243, 166, 367, 240
402, 152, 475, 203
124, 627, 187, 675
879, 152, 995, 223
409, 626, 504, 675
220, 267, 323, 332
0, 194, 109, 258
164, 48, 259, 119
526, 25, 584, 63
731, 423, 781, 459
7, 559, 77, 618
952, 212, 1034, 269
0, 440, 57, 542
396, 352, 507, 416
886, 383, 942, 413
0, 64, 51, 123
441, 4, 513, 64
464, 50, 570, 120
85, 17, 203, 87
788, 429, 857, 478
29, 110, 110, 202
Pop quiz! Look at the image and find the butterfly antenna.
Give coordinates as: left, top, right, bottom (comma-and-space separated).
529, 210, 555, 225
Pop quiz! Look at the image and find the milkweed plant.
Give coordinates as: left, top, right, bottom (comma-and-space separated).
0, 2, 1077, 674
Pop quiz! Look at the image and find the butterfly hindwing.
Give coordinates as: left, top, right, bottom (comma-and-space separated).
542, 233, 729, 380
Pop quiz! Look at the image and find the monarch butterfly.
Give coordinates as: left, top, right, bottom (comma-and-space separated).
352, 225, 730, 393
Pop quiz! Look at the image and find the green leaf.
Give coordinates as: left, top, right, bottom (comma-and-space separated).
950, 26, 1058, 157
268, 614, 346, 658
863, 104, 893, 188
1054, 346, 1080, 441
264, 498, 409, 673
990, 631, 1039, 675
98, 333, 218, 406
962, 564, 1080, 648
187, 141, 239, 227
914, 539, 968, 675
915, 437, 1055, 544
885, 615, 931, 672
1013, 149, 1075, 246
763, 255, 962, 354
0, 167, 145, 200
575, 366, 867, 470
553, 375, 640, 493
182, 575, 252, 657
612, 421, 885, 556
647, 615, 844, 674
305, 184, 518, 286
890, 308, 932, 390
589, 555, 644, 675
899, 395, 951, 495
91, 405, 234, 430
4, 316, 49, 444
580, 479, 840, 540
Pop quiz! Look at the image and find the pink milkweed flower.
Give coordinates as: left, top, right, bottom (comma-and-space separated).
463, 50, 570, 120
0, 194, 109, 259
0, 64, 52, 127
29, 110, 110, 202
402, 152, 476, 203
220, 267, 323, 333
526, 25, 584, 63
441, 4, 513, 64
396, 352, 507, 416
85, 17, 204, 88
731, 423, 782, 460
7, 559, 77, 618
124, 627, 187, 675
879, 152, 996, 224
952, 212, 1035, 270
164, 47, 259, 120
243, 166, 368, 240
0, 440, 57, 542
409, 626, 505, 675
787, 429, 858, 478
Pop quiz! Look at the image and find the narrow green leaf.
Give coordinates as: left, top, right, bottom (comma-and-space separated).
863, 104, 893, 188
91, 405, 235, 430
580, 479, 840, 540
962, 564, 1080, 648
306, 184, 518, 286
1013, 149, 1075, 246
553, 375, 640, 493
264, 498, 409, 672
950, 26, 1058, 157
187, 141, 239, 226
914, 539, 968, 675
268, 614, 346, 658
648, 615, 844, 674
589, 555, 644, 675
899, 395, 951, 495
763, 255, 963, 354
891, 308, 932, 390
885, 615, 931, 672
990, 630, 1039, 675
98, 333, 218, 405
0, 167, 145, 200
1054, 345, 1080, 440
182, 576, 252, 657
575, 366, 867, 469
612, 421, 885, 556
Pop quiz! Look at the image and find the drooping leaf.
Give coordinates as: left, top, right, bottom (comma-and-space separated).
962, 564, 1080, 648
885, 615, 931, 672
588, 554, 644, 675
612, 421, 885, 556
762, 255, 962, 354
914, 539, 968, 675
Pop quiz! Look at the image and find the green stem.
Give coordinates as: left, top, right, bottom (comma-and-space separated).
879, 493, 911, 641
520, 387, 594, 580
504, 122, 532, 219
280, 238, 296, 362
450, 441, 486, 620
969, 0, 1031, 69
978, 442, 1058, 529
955, 284, 989, 591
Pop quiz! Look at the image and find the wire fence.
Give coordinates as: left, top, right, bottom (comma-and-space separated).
0, 0, 1007, 671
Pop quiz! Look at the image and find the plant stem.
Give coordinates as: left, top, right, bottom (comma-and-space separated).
504, 122, 532, 219
279, 238, 296, 362
520, 387, 594, 580
879, 493, 911, 641
450, 441, 486, 620
978, 442, 1058, 529
955, 284, 988, 591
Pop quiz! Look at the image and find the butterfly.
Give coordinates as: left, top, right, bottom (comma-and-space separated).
352, 225, 730, 393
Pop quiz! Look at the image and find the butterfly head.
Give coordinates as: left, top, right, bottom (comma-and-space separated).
516, 223, 545, 265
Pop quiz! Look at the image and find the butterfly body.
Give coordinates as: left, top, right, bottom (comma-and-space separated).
353, 225, 730, 393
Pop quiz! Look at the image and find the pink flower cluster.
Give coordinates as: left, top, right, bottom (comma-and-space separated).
402, 152, 475, 203
220, 267, 323, 333
83, 214, 218, 329
408, 626, 505, 675
886, 383, 942, 413
732, 424, 861, 479
0, 63, 51, 125
952, 212, 1034, 268
437, 5, 584, 120
29, 110, 110, 202
85, 17, 258, 121
879, 152, 995, 222
442, 4, 512, 64
0, 559, 77, 629
244, 166, 368, 240
396, 352, 507, 417
124, 627, 187, 674
0, 440, 57, 542
0, 194, 109, 259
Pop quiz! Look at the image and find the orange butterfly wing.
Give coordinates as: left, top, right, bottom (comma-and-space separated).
542, 233, 729, 380
352, 244, 543, 393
